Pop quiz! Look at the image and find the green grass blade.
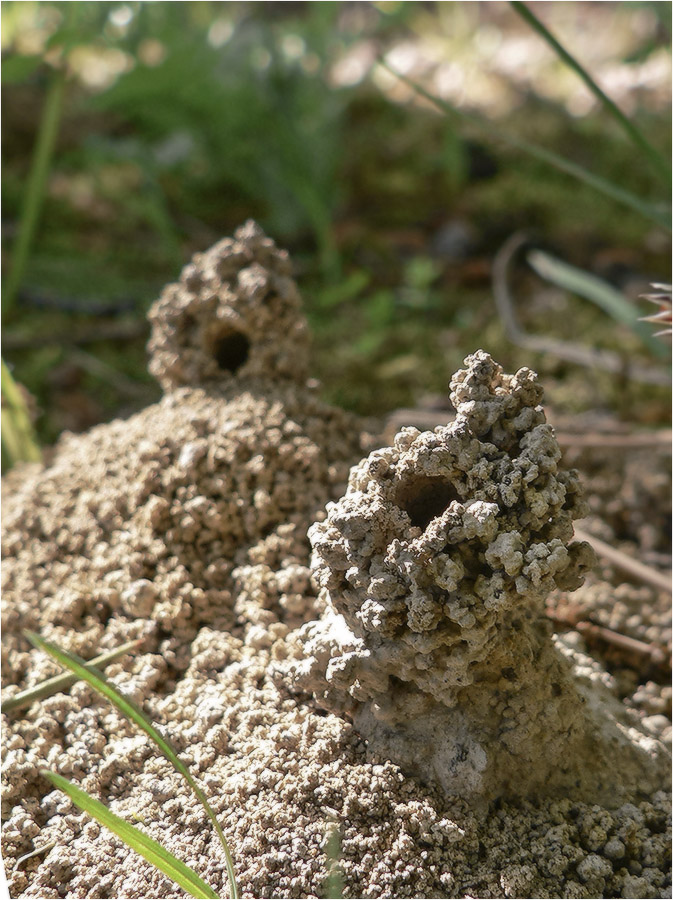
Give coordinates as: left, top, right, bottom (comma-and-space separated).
323, 821, 344, 900
3, 68, 66, 317
378, 61, 671, 231
2, 639, 143, 714
510, 1, 671, 187
26, 632, 238, 900
41, 771, 219, 899
527, 250, 669, 358
1, 358, 41, 468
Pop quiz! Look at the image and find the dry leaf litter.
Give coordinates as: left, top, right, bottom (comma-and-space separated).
2, 223, 670, 900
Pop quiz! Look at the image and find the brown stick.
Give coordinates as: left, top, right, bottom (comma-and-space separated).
3, 320, 148, 351
16, 842, 56, 869
492, 232, 671, 386
2, 638, 144, 713
574, 621, 668, 668
547, 610, 669, 669
574, 526, 672, 593
384, 409, 671, 452
557, 431, 672, 450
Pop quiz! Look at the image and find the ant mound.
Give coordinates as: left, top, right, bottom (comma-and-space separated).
288, 351, 670, 805
2, 239, 670, 899
2, 222, 364, 657
2, 222, 365, 892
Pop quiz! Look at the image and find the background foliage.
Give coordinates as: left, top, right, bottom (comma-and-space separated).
2, 1, 671, 452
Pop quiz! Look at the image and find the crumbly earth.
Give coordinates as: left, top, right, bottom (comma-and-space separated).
563, 439, 672, 561
2, 226, 670, 899
550, 435, 672, 734
2, 629, 671, 900
288, 351, 668, 805
147, 220, 311, 391
2, 221, 364, 671
3, 632, 671, 900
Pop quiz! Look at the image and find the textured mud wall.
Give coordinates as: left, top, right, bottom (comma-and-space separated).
288, 352, 669, 804
147, 221, 310, 390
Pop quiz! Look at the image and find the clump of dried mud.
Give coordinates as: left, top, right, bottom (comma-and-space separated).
2, 224, 670, 900
287, 351, 667, 807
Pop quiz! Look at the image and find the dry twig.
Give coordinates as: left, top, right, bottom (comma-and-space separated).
574, 526, 672, 594
547, 609, 669, 671
492, 232, 670, 386
2, 639, 144, 714
384, 408, 670, 452
3, 320, 148, 351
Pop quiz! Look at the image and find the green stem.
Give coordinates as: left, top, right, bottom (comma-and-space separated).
3, 66, 66, 317
379, 60, 670, 231
510, 1, 671, 187
2, 639, 144, 713
26, 632, 239, 899
1, 358, 41, 466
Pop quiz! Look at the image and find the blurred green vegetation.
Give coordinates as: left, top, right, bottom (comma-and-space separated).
2, 1, 671, 452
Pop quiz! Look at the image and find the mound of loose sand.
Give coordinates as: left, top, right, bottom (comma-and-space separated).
2, 224, 670, 900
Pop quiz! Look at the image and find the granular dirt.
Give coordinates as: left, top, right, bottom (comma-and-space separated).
2, 225, 670, 899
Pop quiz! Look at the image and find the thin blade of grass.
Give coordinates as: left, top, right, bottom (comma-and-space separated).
2, 639, 144, 713
1, 358, 42, 467
527, 250, 670, 358
323, 821, 344, 900
510, 1, 671, 187
378, 60, 671, 231
41, 771, 219, 899
2, 68, 66, 317
3, 4, 87, 320
26, 631, 238, 900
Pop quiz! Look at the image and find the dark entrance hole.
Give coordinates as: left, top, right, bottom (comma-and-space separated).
212, 330, 251, 373
394, 475, 460, 530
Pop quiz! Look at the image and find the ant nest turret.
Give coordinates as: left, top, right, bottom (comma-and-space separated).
288, 351, 670, 804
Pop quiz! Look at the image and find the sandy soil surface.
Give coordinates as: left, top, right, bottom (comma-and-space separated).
2, 225, 670, 900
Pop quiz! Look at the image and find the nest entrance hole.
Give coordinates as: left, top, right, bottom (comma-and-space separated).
212, 330, 251, 373
395, 476, 460, 530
